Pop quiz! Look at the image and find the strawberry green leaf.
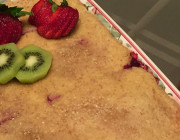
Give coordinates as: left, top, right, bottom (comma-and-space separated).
52, 4, 58, 13
0, 4, 8, 11
48, 0, 69, 12
0, 4, 32, 17
61, 0, 68, 6
48, 0, 58, 12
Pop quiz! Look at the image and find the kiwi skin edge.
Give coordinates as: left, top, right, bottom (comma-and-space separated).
16, 45, 52, 84
0, 43, 25, 84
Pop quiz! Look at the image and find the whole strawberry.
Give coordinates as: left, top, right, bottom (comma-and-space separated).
29, 0, 79, 39
0, 4, 32, 45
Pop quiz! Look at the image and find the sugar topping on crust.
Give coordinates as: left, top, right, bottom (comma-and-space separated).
0, 0, 180, 140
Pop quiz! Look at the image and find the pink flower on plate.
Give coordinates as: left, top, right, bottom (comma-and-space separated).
91, 7, 100, 14
154, 76, 159, 84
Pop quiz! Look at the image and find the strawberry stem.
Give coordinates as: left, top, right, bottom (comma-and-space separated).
61, 0, 68, 6
48, 0, 69, 13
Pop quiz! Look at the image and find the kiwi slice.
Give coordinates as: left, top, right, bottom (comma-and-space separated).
0, 43, 25, 84
16, 45, 52, 83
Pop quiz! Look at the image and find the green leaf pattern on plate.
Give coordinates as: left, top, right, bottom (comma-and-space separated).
168, 93, 173, 96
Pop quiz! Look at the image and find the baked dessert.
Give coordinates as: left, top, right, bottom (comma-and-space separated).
0, 0, 180, 140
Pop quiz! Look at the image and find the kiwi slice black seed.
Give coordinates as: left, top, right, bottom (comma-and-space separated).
16, 45, 52, 83
0, 43, 25, 84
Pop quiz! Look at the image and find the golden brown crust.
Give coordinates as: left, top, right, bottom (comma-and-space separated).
0, 0, 180, 140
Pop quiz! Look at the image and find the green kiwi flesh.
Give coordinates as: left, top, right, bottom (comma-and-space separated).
0, 43, 25, 84
16, 45, 52, 83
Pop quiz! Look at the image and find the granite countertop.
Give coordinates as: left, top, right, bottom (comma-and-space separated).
95, 0, 180, 89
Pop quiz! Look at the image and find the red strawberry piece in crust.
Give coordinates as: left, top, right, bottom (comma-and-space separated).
47, 94, 61, 105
